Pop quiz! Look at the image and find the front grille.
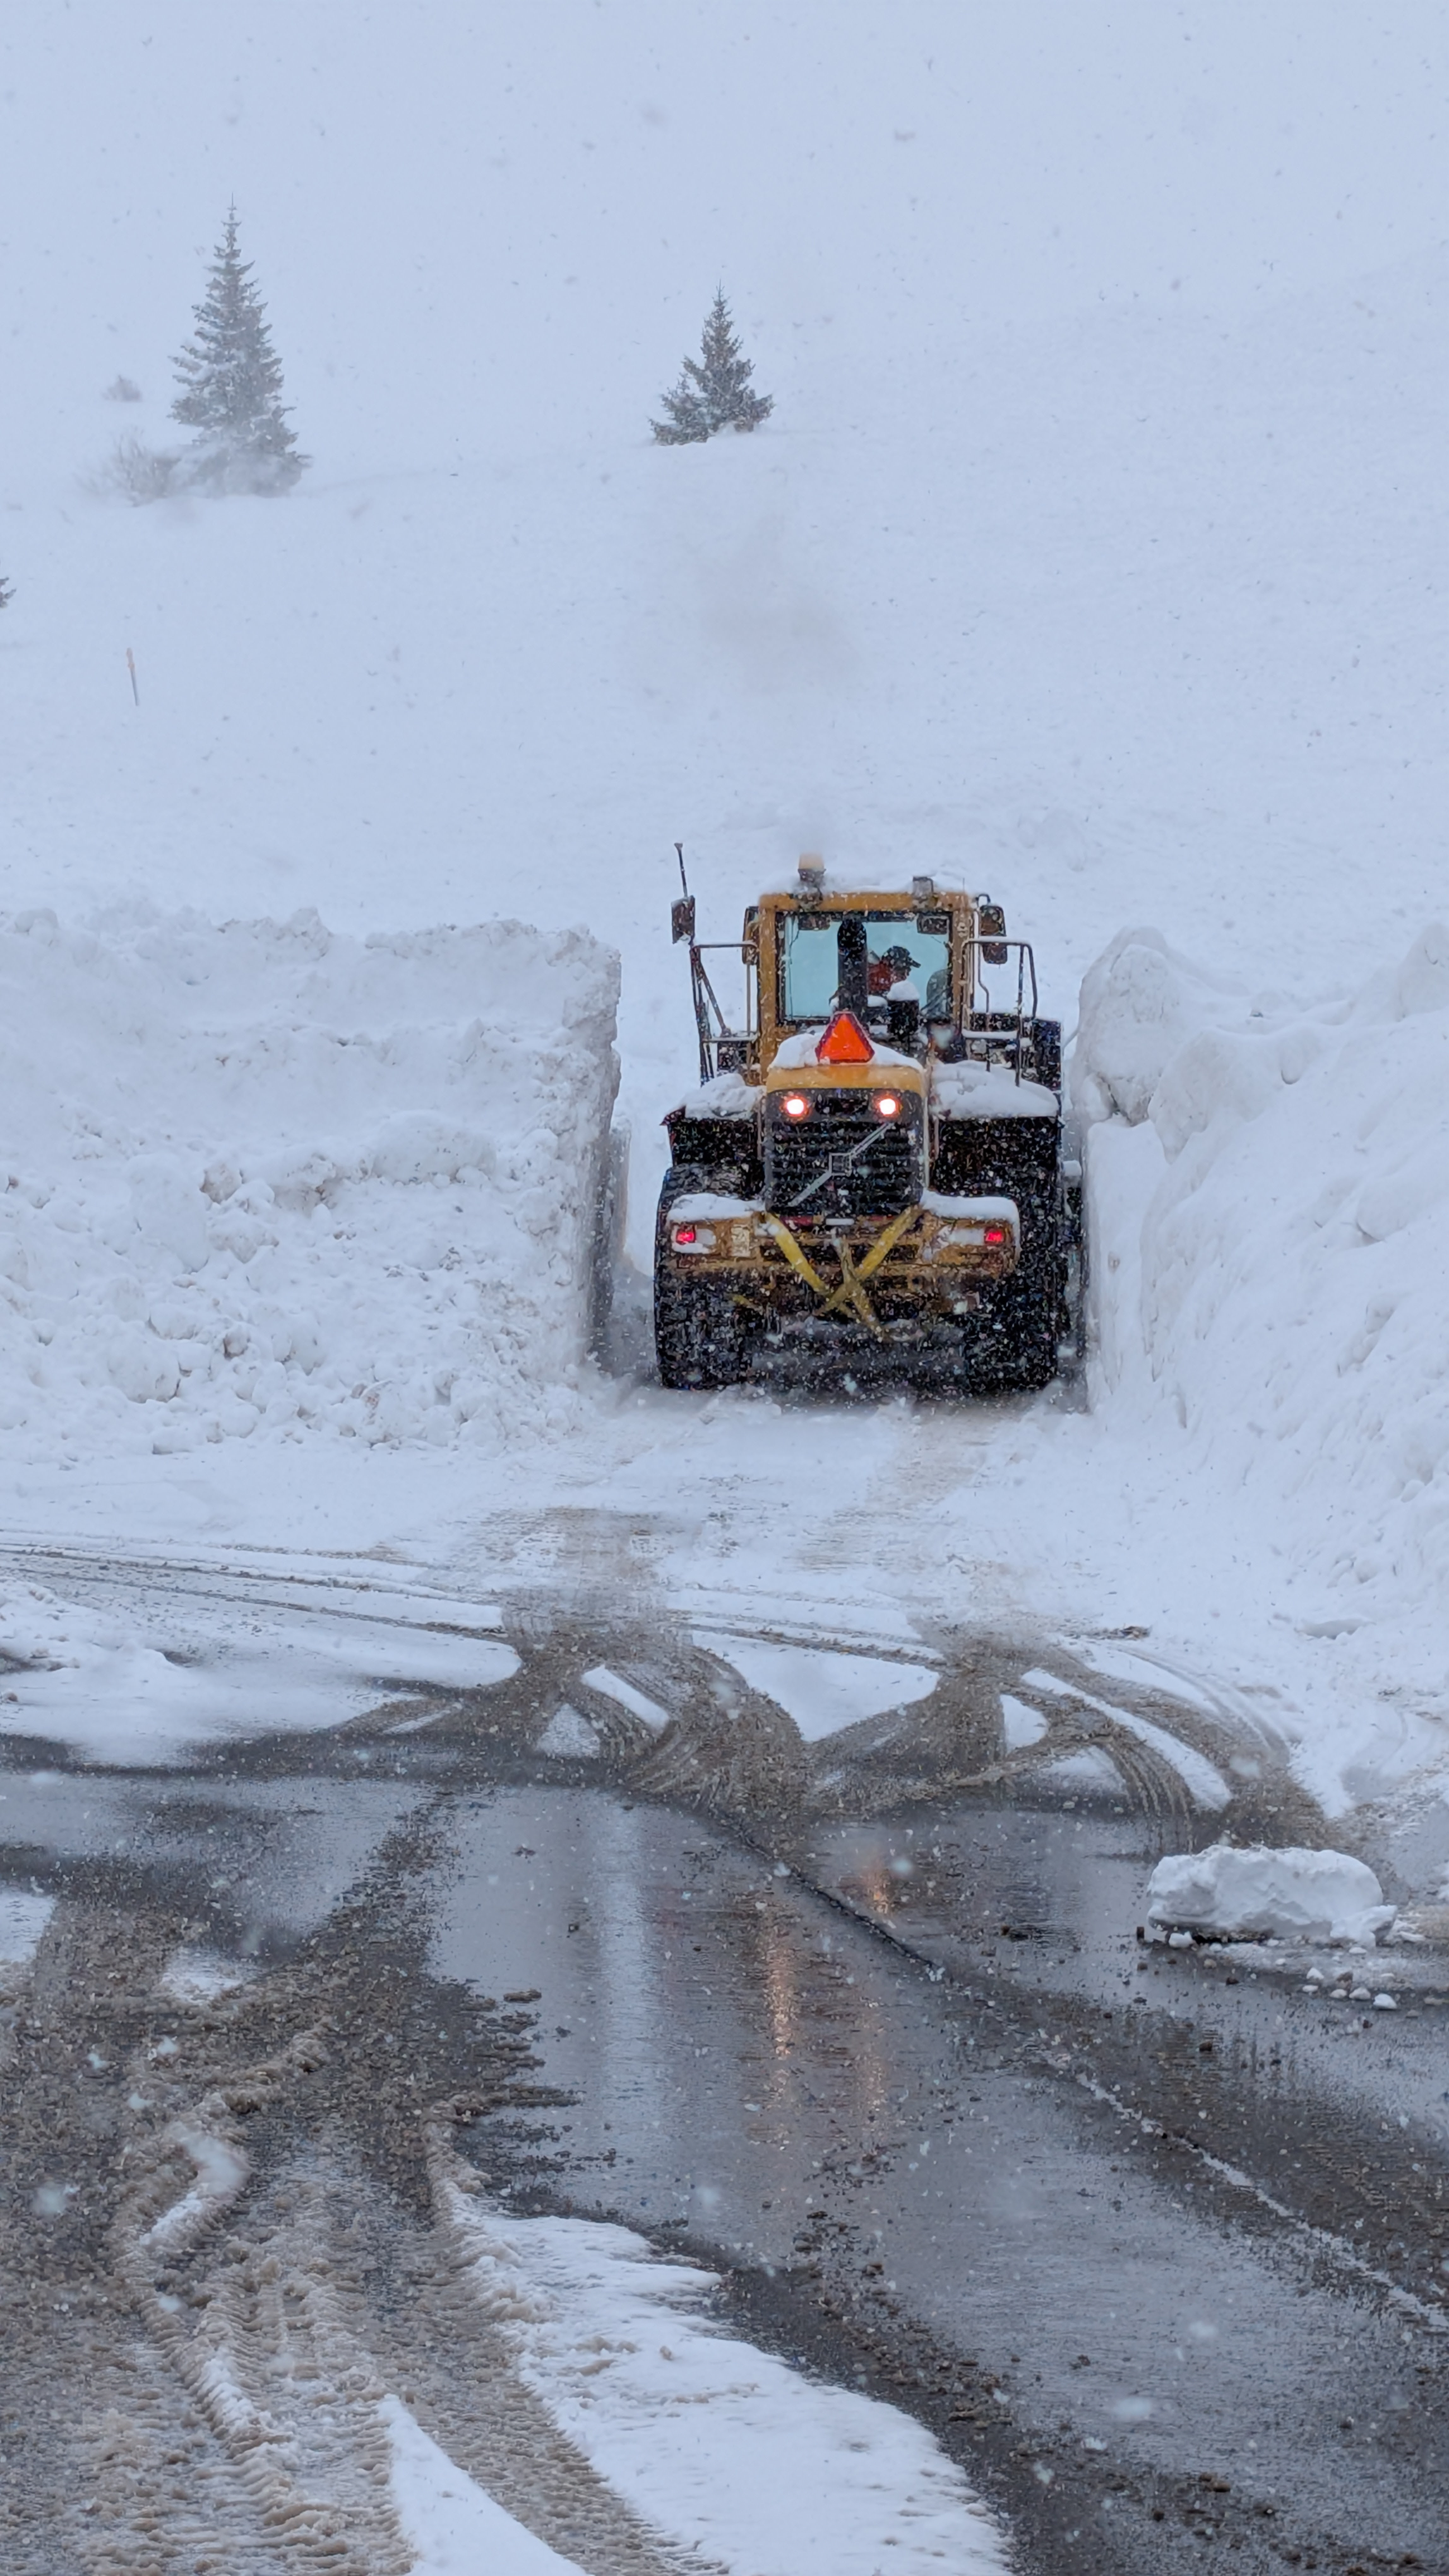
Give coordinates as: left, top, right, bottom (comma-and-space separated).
764, 1095, 921, 1216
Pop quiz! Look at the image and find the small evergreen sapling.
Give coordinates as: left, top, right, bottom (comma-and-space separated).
653, 291, 773, 444
170, 206, 307, 495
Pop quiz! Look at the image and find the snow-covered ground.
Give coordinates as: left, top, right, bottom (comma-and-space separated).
4, 10, 1449, 2554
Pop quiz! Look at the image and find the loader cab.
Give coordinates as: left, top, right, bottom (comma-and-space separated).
672, 865, 1049, 1088
756, 879, 978, 1080
775, 908, 953, 1048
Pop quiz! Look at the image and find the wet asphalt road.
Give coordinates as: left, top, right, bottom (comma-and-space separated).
1, 1562, 1447, 2573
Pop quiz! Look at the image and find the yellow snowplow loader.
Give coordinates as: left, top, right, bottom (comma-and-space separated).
655, 856, 1079, 1391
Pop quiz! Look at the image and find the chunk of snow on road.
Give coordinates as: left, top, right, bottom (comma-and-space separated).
438, 2185, 1010, 2575
695, 1635, 940, 1742
1145, 1843, 1397, 1944
1021, 1670, 1230, 1808
383, 2394, 590, 2576
580, 1667, 671, 1732
0, 1887, 55, 1968
0, 905, 617, 1463
1001, 1692, 1048, 1749
537, 1702, 601, 1758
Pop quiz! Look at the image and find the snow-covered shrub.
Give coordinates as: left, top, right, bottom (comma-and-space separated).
87, 434, 182, 506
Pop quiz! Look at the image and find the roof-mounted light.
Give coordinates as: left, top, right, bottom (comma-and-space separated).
815, 1011, 875, 1066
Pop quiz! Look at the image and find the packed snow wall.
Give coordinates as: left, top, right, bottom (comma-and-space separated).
1076, 920, 1449, 1664
0, 906, 619, 1457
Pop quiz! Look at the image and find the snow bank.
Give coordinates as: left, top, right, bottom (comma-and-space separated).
1145, 1843, 1396, 1945
0, 905, 617, 1458
1078, 920, 1449, 1681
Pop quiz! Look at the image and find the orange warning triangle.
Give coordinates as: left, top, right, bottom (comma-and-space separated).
815, 1011, 875, 1065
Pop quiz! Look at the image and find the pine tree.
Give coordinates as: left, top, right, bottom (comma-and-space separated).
0, 575, 11, 611
652, 291, 773, 444
171, 206, 307, 495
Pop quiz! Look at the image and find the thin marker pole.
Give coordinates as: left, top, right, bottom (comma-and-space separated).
126, 647, 139, 706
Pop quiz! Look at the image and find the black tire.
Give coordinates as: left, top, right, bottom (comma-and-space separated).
655, 1270, 748, 1389
654, 1167, 747, 1390
971, 1202, 1063, 1392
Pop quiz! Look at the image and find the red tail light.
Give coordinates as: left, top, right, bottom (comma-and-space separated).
673, 1223, 698, 1245
815, 1011, 874, 1065
780, 1091, 810, 1119
873, 1092, 901, 1119
984, 1225, 1007, 1247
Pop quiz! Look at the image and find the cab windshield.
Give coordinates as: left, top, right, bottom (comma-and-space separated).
778, 910, 952, 1026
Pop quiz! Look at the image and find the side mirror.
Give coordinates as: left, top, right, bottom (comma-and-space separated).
671, 895, 696, 945
978, 901, 1007, 967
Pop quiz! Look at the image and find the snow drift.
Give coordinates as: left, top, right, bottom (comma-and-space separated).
1079, 921, 1449, 1667
0, 905, 617, 1457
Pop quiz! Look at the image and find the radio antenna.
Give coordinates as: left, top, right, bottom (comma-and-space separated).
675, 840, 690, 898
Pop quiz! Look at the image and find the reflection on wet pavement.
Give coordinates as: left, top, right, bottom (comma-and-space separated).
1, 1556, 1446, 2573
428, 1786, 1445, 2563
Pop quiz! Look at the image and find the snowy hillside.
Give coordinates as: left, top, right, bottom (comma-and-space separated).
0, 907, 617, 1458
